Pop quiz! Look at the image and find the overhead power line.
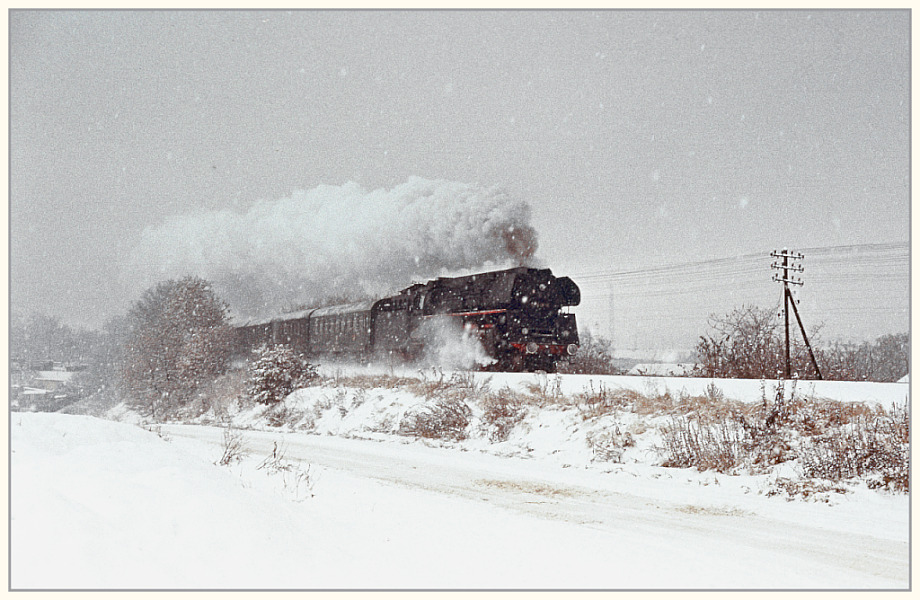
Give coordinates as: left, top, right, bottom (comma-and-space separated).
569, 242, 908, 284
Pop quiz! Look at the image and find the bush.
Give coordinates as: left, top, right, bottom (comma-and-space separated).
658, 381, 909, 491
798, 404, 909, 491
481, 389, 526, 442
399, 397, 473, 441
818, 333, 909, 382
659, 418, 747, 473
697, 305, 908, 382
695, 305, 785, 379
246, 344, 318, 405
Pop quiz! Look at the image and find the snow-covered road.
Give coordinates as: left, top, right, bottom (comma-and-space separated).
166, 424, 910, 589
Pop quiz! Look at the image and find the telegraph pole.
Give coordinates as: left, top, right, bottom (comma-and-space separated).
770, 248, 823, 380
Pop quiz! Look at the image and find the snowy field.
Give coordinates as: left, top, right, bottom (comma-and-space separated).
10, 368, 910, 590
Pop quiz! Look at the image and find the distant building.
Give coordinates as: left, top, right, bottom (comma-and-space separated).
34, 370, 75, 392
11, 359, 84, 412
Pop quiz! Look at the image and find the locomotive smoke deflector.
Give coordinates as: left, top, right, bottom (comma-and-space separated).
555, 276, 580, 307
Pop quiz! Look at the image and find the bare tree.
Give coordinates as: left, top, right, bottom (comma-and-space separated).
10, 312, 104, 367
695, 305, 785, 379
819, 333, 909, 382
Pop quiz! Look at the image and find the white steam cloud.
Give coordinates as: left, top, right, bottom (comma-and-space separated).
416, 317, 497, 371
127, 177, 539, 318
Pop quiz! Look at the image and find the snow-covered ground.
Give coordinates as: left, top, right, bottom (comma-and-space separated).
10, 368, 910, 590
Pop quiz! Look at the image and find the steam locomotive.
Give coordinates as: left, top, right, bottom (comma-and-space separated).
233, 267, 580, 372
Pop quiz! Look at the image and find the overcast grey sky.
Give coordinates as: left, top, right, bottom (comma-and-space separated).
10, 10, 910, 351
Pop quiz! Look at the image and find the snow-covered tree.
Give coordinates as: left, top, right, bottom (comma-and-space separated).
246, 344, 318, 405
122, 277, 232, 419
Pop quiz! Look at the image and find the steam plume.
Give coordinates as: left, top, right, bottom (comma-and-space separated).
127, 177, 539, 318
416, 317, 497, 370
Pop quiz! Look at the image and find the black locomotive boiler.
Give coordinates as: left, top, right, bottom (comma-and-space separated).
233, 266, 580, 372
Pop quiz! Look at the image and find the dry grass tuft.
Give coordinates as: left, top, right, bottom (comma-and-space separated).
216, 425, 247, 466
632, 386, 749, 423
586, 426, 635, 462
522, 375, 565, 407
571, 381, 633, 419
408, 369, 490, 401
798, 403, 909, 492
764, 477, 850, 502
322, 373, 418, 391
257, 441, 314, 501
659, 418, 747, 473
261, 402, 308, 429
480, 388, 527, 442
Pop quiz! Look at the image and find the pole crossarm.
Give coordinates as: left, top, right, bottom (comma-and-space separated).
772, 274, 804, 286
770, 262, 804, 272
770, 250, 805, 260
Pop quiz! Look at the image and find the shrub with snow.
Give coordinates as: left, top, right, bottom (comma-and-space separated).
798, 403, 909, 492
658, 380, 909, 490
586, 425, 636, 463
246, 345, 318, 405
480, 388, 526, 442
399, 397, 473, 441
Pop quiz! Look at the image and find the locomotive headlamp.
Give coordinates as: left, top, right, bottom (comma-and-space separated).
567, 344, 578, 356
525, 342, 539, 354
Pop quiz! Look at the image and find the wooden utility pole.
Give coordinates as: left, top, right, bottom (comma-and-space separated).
770, 248, 822, 380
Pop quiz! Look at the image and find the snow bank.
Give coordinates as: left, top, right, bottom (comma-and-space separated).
11, 411, 909, 590
11, 413, 352, 588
